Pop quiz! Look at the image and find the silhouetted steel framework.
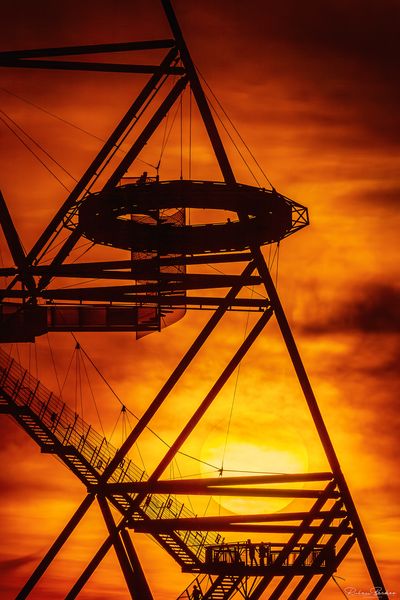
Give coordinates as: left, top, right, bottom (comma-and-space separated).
0, 1, 385, 598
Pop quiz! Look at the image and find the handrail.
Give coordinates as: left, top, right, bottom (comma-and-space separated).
0, 347, 221, 559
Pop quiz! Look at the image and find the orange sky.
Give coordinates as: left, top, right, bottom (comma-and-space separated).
0, 0, 399, 598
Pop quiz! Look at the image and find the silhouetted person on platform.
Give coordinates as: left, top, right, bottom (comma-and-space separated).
266, 543, 272, 565
138, 171, 148, 183
259, 542, 266, 567
247, 539, 256, 566
192, 583, 202, 599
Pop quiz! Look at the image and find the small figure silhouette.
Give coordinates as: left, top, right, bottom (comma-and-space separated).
266, 543, 272, 565
247, 539, 256, 566
259, 542, 266, 567
138, 171, 148, 183
192, 583, 202, 599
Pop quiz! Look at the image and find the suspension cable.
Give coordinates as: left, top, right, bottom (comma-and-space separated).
332, 575, 350, 598
157, 91, 181, 171
1, 86, 107, 142
0, 108, 78, 183
46, 334, 63, 399
0, 113, 71, 192
275, 241, 280, 287
80, 348, 107, 439
206, 262, 268, 300
68, 332, 220, 472
0, 86, 161, 171
220, 287, 254, 474
196, 67, 274, 189
126, 410, 147, 473
205, 95, 262, 187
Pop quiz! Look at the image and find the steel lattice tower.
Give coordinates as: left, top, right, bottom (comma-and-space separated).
0, 1, 386, 598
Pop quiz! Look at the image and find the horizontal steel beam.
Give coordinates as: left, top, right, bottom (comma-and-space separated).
0, 252, 253, 278
0, 290, 269, 309
115, 486, 337, 499
28, 274, 261, 293
131, 521, 352, 534
93, 472, 334, 495
0, 40, 176, 59
132, 510, 346, 526
104, 471, 334, 491
0, 58, 184, 74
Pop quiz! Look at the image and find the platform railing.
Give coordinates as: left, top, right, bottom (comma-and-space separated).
204, 541, 333, 568
0, 347, 221, 559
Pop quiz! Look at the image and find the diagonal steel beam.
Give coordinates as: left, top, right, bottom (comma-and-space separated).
12, 47, 179, 278
0, 40, 176, 59
161, 0, 235, 183
266, 506, 347, 600
97, 496, 137, 599
16, 494, 95, 600
145, 308, 273, 485
99, 260, 256, 482
252, 254, 387, 594
65, 516, 127, 600
104, 75, 188, 189
0, 59, 184, 75
0, 190, 35, 294
120, 529, 154, 600
249, 480, 337, 599
286, 518, 352, 600
307, 535, 356, 600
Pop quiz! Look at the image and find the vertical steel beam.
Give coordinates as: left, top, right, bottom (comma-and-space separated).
16, 494, 95, 600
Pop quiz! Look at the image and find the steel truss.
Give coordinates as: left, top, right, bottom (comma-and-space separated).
0, 0, 385, 598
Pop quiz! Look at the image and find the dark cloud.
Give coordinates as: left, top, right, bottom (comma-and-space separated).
302, 283, 400, 335
1, 0, 399, 155
351, 187, 400, 208
184, 1, 400, 151
0, 553, 38, 574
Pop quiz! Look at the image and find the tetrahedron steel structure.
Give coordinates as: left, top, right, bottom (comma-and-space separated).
0, 1, 386, 598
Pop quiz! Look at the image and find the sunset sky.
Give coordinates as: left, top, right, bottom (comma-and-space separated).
0, 0, 399, 598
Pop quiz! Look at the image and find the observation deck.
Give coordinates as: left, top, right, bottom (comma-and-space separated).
78, 179, 309, 254
200, 541, 335, 576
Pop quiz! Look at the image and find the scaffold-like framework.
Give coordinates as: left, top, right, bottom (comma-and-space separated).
0, 1, 386, 598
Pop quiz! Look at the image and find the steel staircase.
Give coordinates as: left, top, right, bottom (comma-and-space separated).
177, 573, 247, 600
0, 347, 229, 580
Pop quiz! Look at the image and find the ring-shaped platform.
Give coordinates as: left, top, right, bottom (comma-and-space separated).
78, 180, 305, 254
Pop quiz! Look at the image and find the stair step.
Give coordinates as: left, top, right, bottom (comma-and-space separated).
0, 349, 214, 576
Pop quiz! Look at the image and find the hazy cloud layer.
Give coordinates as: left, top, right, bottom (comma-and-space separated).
302, 283, 400, 334
0, 0, 399, 597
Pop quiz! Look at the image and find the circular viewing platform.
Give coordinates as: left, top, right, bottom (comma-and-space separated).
78, 179, 309, 255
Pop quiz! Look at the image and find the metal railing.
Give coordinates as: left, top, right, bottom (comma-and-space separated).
0, 348, 222, 559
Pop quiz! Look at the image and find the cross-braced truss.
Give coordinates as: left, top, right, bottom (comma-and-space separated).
0, 0, 386, 598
